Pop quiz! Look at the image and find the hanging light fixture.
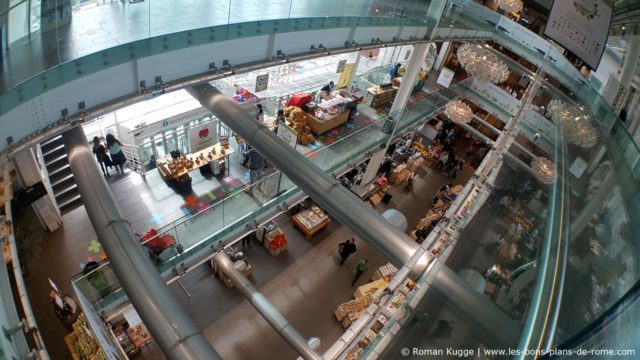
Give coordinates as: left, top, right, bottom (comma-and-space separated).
456, 43, 510, 84
496, 0, 523, 13
547, 99, 598, 148
445, 100, 474, 124
531, 156, 556, 185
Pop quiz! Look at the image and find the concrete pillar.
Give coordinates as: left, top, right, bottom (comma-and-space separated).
389, 43, 430, 116
433, 41, 451, 71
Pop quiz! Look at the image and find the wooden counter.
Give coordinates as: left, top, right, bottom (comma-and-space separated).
307, 110, 350, 135
156, 143, 234, 180
367, 86, 398, 108
292, 212, 331, 240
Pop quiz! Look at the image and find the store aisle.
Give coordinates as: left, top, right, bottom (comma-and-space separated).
163, 213, 388, 360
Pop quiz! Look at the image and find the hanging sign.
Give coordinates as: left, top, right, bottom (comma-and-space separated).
276, 120, 297, 149
188, 123, 217, 152
544, 0, 613, 70
436, 67, 455, 88
255, 73, 269, 93
336, 59, 347, 73
337, 63, 355, 89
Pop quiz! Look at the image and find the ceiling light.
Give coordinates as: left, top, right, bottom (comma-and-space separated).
445, 100, 474, 124
496, 0, 523, 13
531, 156, 555, 185
457, 44, 510, 84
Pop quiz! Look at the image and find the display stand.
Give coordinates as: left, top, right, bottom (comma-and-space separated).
64, 314, 109, 360
291, 206, 330, 240
366, 86, 398, 108
306, 110, 350, 135
263, 226, 288, 256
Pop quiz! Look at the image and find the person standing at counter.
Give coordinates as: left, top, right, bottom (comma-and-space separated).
320, 81, 335, 95
106, 133, 126, 174
389, 63, 401, 79
256, 104, 265, 123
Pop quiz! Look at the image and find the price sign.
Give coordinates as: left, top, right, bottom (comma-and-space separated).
436, 67, 455, 88
336, 59, 347, 73
276, 120, 298, 149
255, 74, 269, 93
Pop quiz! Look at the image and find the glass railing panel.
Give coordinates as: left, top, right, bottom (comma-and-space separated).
149, 0, 229, 37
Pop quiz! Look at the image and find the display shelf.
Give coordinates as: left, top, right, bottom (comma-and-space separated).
292, 206, 330, 240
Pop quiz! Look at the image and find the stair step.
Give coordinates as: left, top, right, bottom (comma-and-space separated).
56, 188, 80, 206
51, 173, 75, 189
41, 135, 63, 152
54, 184, 78, 198
43, 144, 66, 159
59, 194, 83, 215
47, 163, 71, 178
45, 154, 68, 168
41, 134, 62, 146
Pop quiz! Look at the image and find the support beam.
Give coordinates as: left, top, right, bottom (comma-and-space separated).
61, 126, 222, 360
187, 83, 520, 349
212, 253, 322, 360
389, 43, 430, 116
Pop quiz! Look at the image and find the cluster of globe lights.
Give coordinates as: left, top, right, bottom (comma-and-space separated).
457, 43, 510, 84
496, 0, 523, 13
445, 100, 474, 124
547, 99, 598, 148
531, 156, 556, 185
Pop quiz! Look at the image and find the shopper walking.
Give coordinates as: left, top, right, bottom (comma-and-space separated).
106, 133, 126, 174
244, 147, 265, 188
351, 259, 370, 287
338, 239, 357, 265
92, 136, 111, 177
405, 170, 417, 192
435, 151, 449, 171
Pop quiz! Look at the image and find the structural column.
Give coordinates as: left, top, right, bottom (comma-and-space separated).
61, 126, 222, 360
388, 43, 430, 116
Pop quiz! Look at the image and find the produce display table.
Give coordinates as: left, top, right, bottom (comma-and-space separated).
354, 278, 388, 299
367, 86, 398, 108
156, 142, 234, 180
292, 206, 330, 240
307, 110, 350, 134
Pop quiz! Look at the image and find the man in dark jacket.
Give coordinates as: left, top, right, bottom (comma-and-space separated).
338, 238, 357, 265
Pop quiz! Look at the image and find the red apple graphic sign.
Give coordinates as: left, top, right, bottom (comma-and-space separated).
199, 127, 209, 138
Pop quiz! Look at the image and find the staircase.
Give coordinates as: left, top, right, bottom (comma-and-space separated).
41, 135, 83, 214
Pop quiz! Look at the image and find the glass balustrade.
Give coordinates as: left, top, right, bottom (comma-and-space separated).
0, 0, 432, 116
